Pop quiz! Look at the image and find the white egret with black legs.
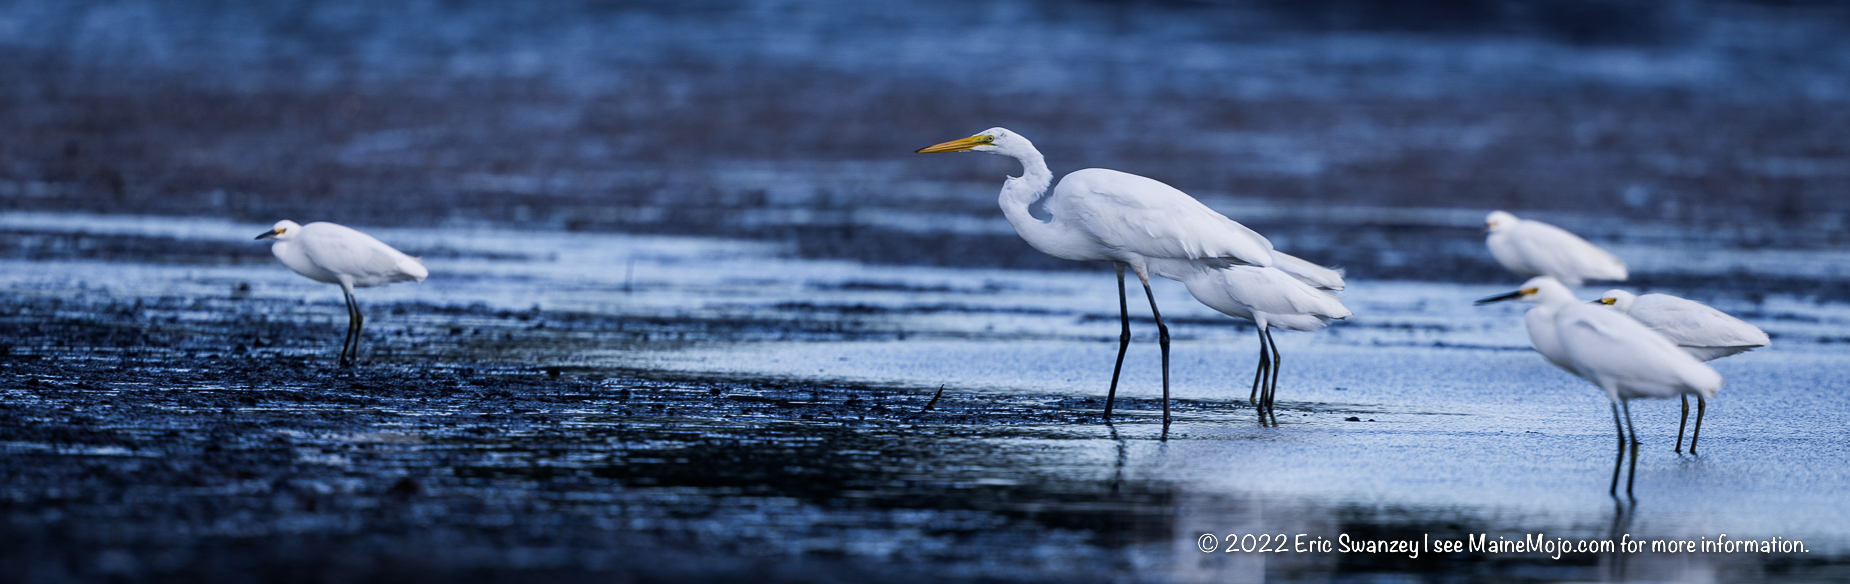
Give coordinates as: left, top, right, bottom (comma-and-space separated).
1150, 259, 1350, 424
1598, 289, 1768, 454
917, 128, 1336, 424
1477, 276, 1721, 495
256, 220, 428, 367
1485, 211, 1627, 287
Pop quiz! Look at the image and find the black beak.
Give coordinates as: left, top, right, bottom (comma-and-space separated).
255, 230, 279, 240
1474, 290, 1524, 305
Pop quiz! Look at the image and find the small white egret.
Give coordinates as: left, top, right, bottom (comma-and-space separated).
919, 127, 1327, 424
1478, 276, 1721, 495
1150, 259, 1350, 423
1485, 211, 1627, 287
256, 220, 428, 367
1598, 289, 1769, 453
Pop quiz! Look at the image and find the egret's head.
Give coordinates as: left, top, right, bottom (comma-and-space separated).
1475, 276, 1573, 306
255, 220, 302, 241
916, 127, 1032, 157
1597, 289, 1637, 312
1485, 210, 1518, 233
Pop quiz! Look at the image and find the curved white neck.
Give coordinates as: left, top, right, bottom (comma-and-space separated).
996, 148, 1060, 246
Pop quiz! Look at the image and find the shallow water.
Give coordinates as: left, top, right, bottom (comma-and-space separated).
4, 213, 1848, 582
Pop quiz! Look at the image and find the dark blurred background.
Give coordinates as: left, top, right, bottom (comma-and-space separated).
3, 0, 1848, 278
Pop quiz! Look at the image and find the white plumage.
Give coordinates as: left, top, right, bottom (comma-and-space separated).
1556, 302, 1722, 403
1477, 276, 1721, 494
1598, 288, 1766, 454
918, 127, 1338, 423
258, 220, 427, 366
1485, 211, 1627, 287
1150, 259, 1350, 422
1598, 290, 1769, 361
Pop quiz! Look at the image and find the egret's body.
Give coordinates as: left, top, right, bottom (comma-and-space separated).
1485, 211, 1627, 287
1478, 277, 1721, 494
919, 128, 1327, 423
1599, 289, 1768, 453
1150, 259, 1350, 422
258, 220, 427, 366
1598, 290, 1769, 361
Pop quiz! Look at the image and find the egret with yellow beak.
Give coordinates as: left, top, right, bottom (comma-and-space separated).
1597, 289, 1768, 454
918, 127, 1341, 424
256, 220, 428, 367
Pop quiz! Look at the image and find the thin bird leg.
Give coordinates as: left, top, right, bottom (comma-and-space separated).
1264, 327, 1282, 422
1609, 401, 1625, 496
1690, 395, 1706, 455
1105, 265, 1132, 422
1139, 273, 1171, 425
337, 290, 356, 367
1623, 399, 1640, 496
1250, 328, 1269, 406
1675, 394, 1689, 454
342, 287, 364, 367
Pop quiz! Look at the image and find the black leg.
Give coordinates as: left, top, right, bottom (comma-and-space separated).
1258, 328, 1272, 406
1609, 401, 1625, 496
1690, 395, 1706, 455
341, 289, 363, 368
1105, 265, 1131, 422
338, 293, 354, 367
1676, 394, 1689, 454
1622, 400, 1640, 496
1264, 327, 1282, 423
1140, 276, 1170, 425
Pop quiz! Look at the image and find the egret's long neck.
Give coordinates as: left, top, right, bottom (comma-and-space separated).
997, 148, 1059, 244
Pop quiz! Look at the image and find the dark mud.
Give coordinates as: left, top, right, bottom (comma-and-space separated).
7, 276, 1850, 582
0, 291, 1212, 583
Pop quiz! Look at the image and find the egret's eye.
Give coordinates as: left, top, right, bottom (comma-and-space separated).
977, 135, 996, 144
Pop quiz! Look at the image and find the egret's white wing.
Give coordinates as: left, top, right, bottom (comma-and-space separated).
1149, 260, 1349, 331
1503, 221, 1627, 285
1217, 265, 1350, 324
298, 222, 428, 287
1056, 168, 1274, 267
1270, 251, 1345, 291
1629, 294, 1770, 350
1556, 305, 1720, 400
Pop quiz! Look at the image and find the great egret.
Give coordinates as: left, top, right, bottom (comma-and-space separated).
1150, 259, 1350, 424
1598, 289, 1769, 453
1485, 211, 1627, 287
256, 220, 428, 367
1478, 276, 1721, 495
917, 127, 1333, 423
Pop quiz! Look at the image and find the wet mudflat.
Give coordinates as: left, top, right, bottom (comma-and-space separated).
5, 214, 1850, 582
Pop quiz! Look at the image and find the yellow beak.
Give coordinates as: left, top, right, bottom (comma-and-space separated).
1599, 298, 1617, 305
916, 135, 988, 154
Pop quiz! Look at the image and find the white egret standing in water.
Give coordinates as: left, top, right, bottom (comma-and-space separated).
917, 128, 1337, 423
1485, 211, 1627, 286
1598, 289, 1769, 453
257, 220, 428, 367
1478, 277, 1721, 495
1150, 259, 1350, 424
